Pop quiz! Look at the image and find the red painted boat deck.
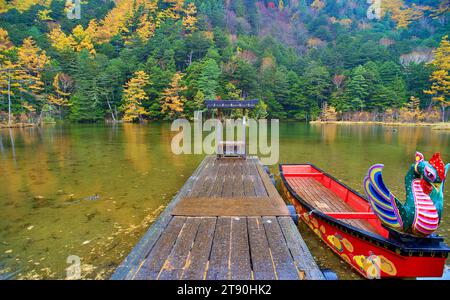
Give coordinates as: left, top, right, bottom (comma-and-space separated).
286, 177, 377, 233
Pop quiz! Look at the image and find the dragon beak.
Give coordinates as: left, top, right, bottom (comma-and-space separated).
431, 182, 441, 191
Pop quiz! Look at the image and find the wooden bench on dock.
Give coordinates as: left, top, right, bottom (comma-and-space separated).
111, 156, 324, 280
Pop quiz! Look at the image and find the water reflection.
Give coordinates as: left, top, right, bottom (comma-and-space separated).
0, 123, 448, 279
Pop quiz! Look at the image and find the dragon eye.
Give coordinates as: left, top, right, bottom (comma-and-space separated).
425, 166, 436, 180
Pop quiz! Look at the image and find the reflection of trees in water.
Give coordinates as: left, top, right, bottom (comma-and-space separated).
320, 123, 337, 144
9, 128, 16, 164
123, 124, 151, 173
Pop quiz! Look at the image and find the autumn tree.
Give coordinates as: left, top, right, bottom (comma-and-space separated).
182, 3, 198, 33
320, 102, 337, 121
121, 71, 151, 122
72, 25, 96, 56
17, 37, 50, 124
161, 72, 186, 120
0, 28, 25, 125
48, 73, 73, 118
311, 0, 325, 12
48, 24, 95, 56
381, 0, 427, 29
425, 35, 450, 122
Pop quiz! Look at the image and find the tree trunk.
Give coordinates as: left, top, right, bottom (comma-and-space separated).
442, 105, 446, 123
7, 75, 12, 126
36, 109, 44, 127
188, 51, 193, 66
106, 94, 116, 122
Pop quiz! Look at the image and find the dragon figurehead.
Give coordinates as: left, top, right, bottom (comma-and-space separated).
414, 152, 446, 197
364, 152, 449, 237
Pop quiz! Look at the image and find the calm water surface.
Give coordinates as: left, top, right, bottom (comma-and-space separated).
0, 123, 449, 279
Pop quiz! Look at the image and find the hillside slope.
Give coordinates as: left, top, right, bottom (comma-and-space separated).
0, 0, 449, 123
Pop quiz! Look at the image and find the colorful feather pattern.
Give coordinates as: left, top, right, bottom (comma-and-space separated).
411, 179, 439, 236
363, 164, 403, 229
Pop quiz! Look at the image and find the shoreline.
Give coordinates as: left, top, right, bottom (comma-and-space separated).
310, 121, 450, 130
0, 123, 36, 129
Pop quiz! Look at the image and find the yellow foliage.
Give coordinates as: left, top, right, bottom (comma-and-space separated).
48, 24, 96, 56
48, 0, 198, 45
17, 37, 50, 96
137, 14, 156, 42
321, 103, 337, 121
0, 28, 13, 55
425, 35, 450, 113
311, 0, 325, 12
95, 0, 159, 43
260, 56, 275, 72
161, 72, 186, 119
381, 0, 429, 29
329, 17, 352, 27
48, 73, 72, 108
307, 37, 325, 48
22, 101, 35, 112
121, 71, 151, 122
48, 25, 76, 52
182, 3, 198, 33
37, 9, 53, 21
0, 0, 51, 13
72, 25, 96, 56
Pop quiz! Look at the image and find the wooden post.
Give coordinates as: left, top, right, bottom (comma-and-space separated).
242, 115, 246, 159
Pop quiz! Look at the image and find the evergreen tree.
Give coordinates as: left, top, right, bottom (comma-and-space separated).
346, 66, 369, 111
198, 58, 221, 100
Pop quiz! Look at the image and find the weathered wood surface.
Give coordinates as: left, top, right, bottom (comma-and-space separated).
110, 157, 211, 280
288, 177, 375, 232
111, 156, 324, 280
172, 156, 288, 216
171, 197, 290, 216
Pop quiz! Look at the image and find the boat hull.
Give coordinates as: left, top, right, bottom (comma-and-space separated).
279, 168, 448, 279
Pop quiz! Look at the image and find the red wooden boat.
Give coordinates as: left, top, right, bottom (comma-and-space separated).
279, 164, 450, 279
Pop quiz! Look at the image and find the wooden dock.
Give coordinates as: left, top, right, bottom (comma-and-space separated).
111, 156, 324, 280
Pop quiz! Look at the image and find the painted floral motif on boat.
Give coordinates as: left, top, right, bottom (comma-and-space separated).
326, 233, 354, 253
353, 254, 397, 277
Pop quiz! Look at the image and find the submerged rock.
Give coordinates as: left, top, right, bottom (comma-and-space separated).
84, 194, 100, 201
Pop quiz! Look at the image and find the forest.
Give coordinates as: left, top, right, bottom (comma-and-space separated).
0, 0, 449, 125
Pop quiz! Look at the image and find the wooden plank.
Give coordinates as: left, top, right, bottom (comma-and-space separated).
229, 217, 252, 280
189, 157, 214, 197
200, 158, 221, 197
222, 159, 235, 197
210, 159, 226, 197
262, 216, 300, 280
206, 217, 231, 280
290, 178, 375, 232
243, 159, 256, 197
196, 160, 218, 197
171, 197, 290, 217
133, 217, 186, 280
278, 217, 325, 280
182, 218, 217, 280
255, 161, 280, 199
249, 158, 268, 197
232, 160, 244, 197
247, 217, 277, 280
158, 217, 202, 280
111, 157, 210, 280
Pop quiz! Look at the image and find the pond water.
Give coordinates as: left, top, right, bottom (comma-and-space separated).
0, 123, 449, 279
